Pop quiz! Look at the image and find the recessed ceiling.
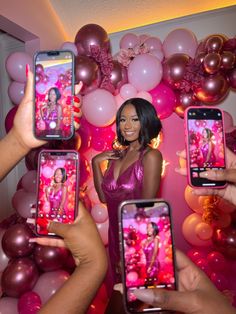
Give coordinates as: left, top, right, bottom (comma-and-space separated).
48, 0, 236, 41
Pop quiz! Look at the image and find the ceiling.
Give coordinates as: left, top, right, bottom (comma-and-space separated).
48, 0, 236, 41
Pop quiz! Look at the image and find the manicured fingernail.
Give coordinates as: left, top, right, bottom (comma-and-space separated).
73, 96, 80, 103
133, 289, 154, 303
26, 64, 30, 77
73, 106, 81, 113
74, 116, 80, 124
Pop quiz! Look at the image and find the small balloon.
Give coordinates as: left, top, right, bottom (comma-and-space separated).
5, 52, 33, 83
5, 105, 18, 133
8, 81, 25, 104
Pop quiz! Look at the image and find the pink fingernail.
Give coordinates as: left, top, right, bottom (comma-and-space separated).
26, 64, 30, 77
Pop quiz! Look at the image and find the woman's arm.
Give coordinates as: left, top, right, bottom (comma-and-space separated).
142, 149, 163, 198
56, 104, 62, 130
59, 186, 67, 210
205, 141, 213, 163
149, 237, 159, 270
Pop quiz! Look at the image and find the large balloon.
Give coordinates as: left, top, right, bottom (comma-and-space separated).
120, 33, 139, 49
33, 270, 69, 304
21, 170, 37, 193
227, 68, 236, 89
128, 54, 162, 91
203, 52, 221, 74
0, 229, 9, 271
163, 28, 198, 58
18, 291, 42, 314
75, 55, 100, 91
2, 223, 35, 258
83, 88, 116, 127
5, 105, 18, 133
12, 189, 36, 218
8, 81, 25, 104
5, 52, 33, 83
2, 257, 39, 297
74, 24, 110, 55
0, 297, 18, 314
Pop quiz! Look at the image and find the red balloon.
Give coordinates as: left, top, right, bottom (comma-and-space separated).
33, 244, 69, 272
227, 68, 236, 89
5, 105, 18, 133
221, 51, 235, 70
2, 224, 35, 258
74, 24, 110, 56
212, 226, 236, 259
194, 74, 229, 104
203, 52, 221, 74
18, 291, 41, 312
207, 251, 227, 272
2, 258, 39, 297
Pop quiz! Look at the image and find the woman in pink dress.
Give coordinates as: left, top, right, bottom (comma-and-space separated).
92, 98, 163, 313
200, 128, 216, 167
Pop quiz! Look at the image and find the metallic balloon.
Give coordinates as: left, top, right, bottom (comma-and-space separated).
221, 51, 235, 70
203, 52, 221, 74
212, 226, 236, 259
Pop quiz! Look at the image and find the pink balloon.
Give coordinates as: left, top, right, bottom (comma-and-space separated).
5, 52, 33, 83
91, 204, 108, 223
139, 34, 150, 44
60, 42, 78, 56
33, 270, 69, 304
12, 189, 36, 218
163, 28, 198, 58
149, 49, 164, 62
120, 83, 137, 100
8, 81, 25, 104
96, 219, 109, 245
0, 297, 18, 314
149, 82, 176, 119
136, 91, 152, 103
83, 89, 117, 127
120, 33, 139, 49
42, 166, 54, 178
223, 110, 234, 131
87, 187, 100, 204
115, 94, 125, 109
0, 229, 9, 272
21, 170, 37, 193
5, 105, 18, 133
207, 251, 227, 272
128, 54, 163, 91
127, 271, 138, 283
144, 36, 162, 51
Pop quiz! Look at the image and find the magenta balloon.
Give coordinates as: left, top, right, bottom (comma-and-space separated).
91, 204, 108, 223
33, 244, 68, 272
2, 257, 39, 297
144, 36, 162, 51
163, 28, 198, 58
83, 88, 116, 127
18, 291, 41, 311
120, 83, 137, 100
212, 226, 236, 259
120, 33, 139, 49
12, 189, 36, 218
0, 229, 9, 271
60, 41, 78, 56
0, 297, 18, 314
5, 52, 33, 83
5, 105, 18, 133
2, 223, 35, 258
207, 251, 227, 272
33, 270, 69, 304
128, 54, 163, 91
74, 24, 110, 56
149, 82, 176, 119
8, 81, 25, 104
21, 170, 37, 193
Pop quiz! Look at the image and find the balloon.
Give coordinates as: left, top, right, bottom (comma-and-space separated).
163, 28, 198, 58
205, 35, 225, 53
5, 105, 18, 133
2, 257, 39, 297
0, 297, 18, 314
144, 36, 162, 51
195, 222, 213, 240
194, 74, 229, 104
74, 24, 110, 55
223, 111, 234, 131
187, 248, 206, 262
5, 52, 33, 82
116, 65, 128, 92
0, 229, 9, 271
21, 170, 37, 193
91, 204, 108, 223
79, 155, 91, 187
60, 41, 78, 55
136, 91, 152, 103
2, 223, 35, 258
227, 68, 236, 89
184, 185, 204, 214
210, 272, 228, 291
12, 189, 36, 218
126, 271, 138, 283
139, 34, 150, 44
120, 83, 137, 100
128, 54, 163, 91
203, 52, 221, 74
96, 219, 109, 246
33, 270, 69, 304
83, 88, 116, 127
75, 55, 100, 87
149, 49, 164, 62
195, 258, 211, 276
221, 51, 235, 70
149, 82, 176, 119
175, 90, 200, 117
8, 81, 25, 104
217, 197, 236, 214
18, 291, 41, 313
120, 33, 139, 49
212, 226, 236, 259
34, 245, 68, 272
110, 60, 123, 90
207, 251, 227, 272
163, 53, 191, 88
25, 147, 42, 170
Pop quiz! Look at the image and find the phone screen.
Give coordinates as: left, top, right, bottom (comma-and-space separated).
186, 107, 226, 187
36, 150, 79, 236
120, 200, 176, 313
34, 51, 74, 140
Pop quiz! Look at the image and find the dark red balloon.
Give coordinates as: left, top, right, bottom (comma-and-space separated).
33, 244, 68, 272
195, 52, 206, 65
2, 223, 35, 258
5, 105, 18, 133
110, 61, 123, 88
75, 55, 100, 87
212, 226, 236, 259
221, 51, 235, 70
174, 91, 200, 118
74, 24, 110, 56
194, 74, 229, 104
1, 257, 39, 297
227, 68, 236, 89
203, 52, 221, 74
18, 291, 41, 312
163, 53, 191, 88
205, 35, 225, 53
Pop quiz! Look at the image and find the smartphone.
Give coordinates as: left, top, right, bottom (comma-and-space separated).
185, 106, 226, 188
36, 150, 79, 236
119, 199, 177, 313
34, 50, 74, 140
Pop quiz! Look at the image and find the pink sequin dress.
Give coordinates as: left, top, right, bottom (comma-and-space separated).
200, 142, 216, 166
101, 151, 144, 285
48, 187, 63, 215
143, 238, 159, 282
42, 106, 59, 130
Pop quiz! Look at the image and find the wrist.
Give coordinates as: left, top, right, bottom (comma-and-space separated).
6, 129, 30, 156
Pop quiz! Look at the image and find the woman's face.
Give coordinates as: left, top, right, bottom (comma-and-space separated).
49, 89, 57, 103
54, 169, 63, 183
119, 104, 141, 142
202, 129, 209, 139
147, 223, 154, 236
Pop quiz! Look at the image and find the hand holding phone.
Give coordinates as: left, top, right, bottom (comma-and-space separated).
34, 50, 74, 140
36, 150, 79, 236
119, 199, 177, 313
185, 107, 226, 188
